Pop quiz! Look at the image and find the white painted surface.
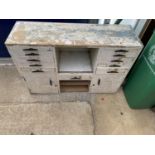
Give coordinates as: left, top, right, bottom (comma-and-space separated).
90, 71, 128, 93
59, 48, 92, 73
20, 68, 59, 94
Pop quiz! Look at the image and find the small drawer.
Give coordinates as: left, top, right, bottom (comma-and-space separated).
110, 57, 137, 68
58, 73, 92, 81
113, 48, 141, 58
17, 67, 57, 78
7, 45, 55, 56
95, 66, 129, 74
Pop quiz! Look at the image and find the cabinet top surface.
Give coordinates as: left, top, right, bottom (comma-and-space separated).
5, 21, 142, 48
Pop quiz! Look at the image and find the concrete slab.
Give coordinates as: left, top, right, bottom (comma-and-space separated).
92, 89, 155, 134
0, 66, 36, 104
0, 102, 94, 135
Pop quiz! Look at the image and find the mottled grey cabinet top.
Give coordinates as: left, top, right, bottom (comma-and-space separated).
5, 21, 142, 48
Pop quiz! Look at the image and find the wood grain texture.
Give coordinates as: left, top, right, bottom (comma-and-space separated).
5, 21, 142, 47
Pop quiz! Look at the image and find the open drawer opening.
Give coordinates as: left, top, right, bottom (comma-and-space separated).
56, 47, 99, 73
60, 80, 90, 92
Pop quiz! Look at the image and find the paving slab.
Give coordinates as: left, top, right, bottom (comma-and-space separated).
92, 89, 155, 134
0, 102, 94, 135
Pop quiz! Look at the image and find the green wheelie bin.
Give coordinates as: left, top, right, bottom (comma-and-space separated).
123, 31, 155, 109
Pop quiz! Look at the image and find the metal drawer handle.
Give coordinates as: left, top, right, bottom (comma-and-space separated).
98, 79, 101, 85
27, 59, 40, 62
29, 64, 42, 67
111, 60, 123, 63
109, 64, 121, 67
23, 48, 38, 51
71, 76, 81, 80
25, 53, 39, 56
107, 70, 118, 73
113, 54, 126, 57
115, 50, 128, 53
49, 79, 53, 86
32, 69, 44, 73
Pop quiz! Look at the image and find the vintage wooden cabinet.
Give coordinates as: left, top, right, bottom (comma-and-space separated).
5, 21, 143, 94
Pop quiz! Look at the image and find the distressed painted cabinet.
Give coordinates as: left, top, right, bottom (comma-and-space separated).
5, 22, 143, 94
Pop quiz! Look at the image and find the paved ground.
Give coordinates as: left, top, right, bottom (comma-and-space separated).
0, 65, 155, 134
91, 91, 155, 134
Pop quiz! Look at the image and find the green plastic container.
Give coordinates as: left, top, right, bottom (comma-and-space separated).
123, 31, 155, 109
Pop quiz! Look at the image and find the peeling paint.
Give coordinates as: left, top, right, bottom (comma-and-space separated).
5, 21, 142, 47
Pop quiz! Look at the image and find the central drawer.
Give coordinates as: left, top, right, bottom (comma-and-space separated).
58, 73, 93, 81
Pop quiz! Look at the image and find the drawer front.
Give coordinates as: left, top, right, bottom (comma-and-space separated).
58, 73, 92, 81
97, 57, 137, 68
90, 70, 128, 93
7, 45, 55, 56
95, 66, 129, 75
11, 54, 55, 68
18, 67, 57, 78
97, 47, 141, 68
7, 45, 56, 68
